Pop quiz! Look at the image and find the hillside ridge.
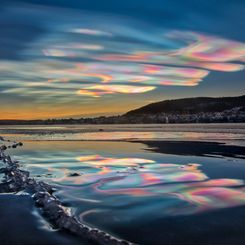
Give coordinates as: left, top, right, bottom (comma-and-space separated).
125, 95, 245, 116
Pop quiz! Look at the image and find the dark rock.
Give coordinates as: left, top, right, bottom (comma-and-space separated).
0, 145, 7, 151
68, 172, 81, 177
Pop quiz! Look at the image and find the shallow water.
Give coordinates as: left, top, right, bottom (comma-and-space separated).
5, 136, 245, 245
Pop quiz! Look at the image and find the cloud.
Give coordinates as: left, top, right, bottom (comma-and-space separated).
70, 28, 112, 36
0, 3, 244, 104
77, 85, 156, 97
170, 31, 245, 62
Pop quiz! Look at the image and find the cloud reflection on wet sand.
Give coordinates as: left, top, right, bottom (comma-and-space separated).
48, 154, 245, 215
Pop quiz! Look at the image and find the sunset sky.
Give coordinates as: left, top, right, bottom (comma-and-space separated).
0, 0, 245, 119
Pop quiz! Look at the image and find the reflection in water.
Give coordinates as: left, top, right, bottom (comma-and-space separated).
77, 155, 155, 166
174, 186, 245, 215
11, 140, 245, 244
42, 154, 245, 215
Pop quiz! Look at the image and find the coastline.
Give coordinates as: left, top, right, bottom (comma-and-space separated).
0, 137, 133, 245
0, 123, 244, 147
1, 125, 245, 245
0, 194, 84, 245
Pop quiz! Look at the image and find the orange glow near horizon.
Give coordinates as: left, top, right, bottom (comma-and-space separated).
0, 5, 244, 120
0, 99, 146, 120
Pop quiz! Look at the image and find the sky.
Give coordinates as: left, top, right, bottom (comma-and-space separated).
0, 0, 245, 119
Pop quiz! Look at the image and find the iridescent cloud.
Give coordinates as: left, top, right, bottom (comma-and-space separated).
170, 31, 245, 62
97, 31, 245, 75
70, 28, 112, 36
77, 85, 156, 97
0, 4, 245, 105
43, 49, 75, 57
99, 53, 244, 72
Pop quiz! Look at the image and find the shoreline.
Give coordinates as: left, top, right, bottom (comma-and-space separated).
0, 124, 244, 142
0, 137, 134, 245
1, 133, 245, 244
0, 194, 85, 245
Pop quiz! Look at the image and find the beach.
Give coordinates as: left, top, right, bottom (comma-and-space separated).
0, 194, 85, 245
0, 124, 245, 245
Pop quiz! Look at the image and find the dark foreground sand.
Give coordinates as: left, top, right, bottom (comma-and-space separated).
0, 194, 85, 245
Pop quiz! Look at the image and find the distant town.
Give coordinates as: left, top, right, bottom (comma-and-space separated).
1, 95, 244, 125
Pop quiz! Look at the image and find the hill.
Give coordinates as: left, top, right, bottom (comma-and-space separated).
0, 95, 244, 124
125, 95, 245, 116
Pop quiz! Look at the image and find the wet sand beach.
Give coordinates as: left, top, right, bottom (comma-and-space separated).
0, 194, 85, 245
0, 124, 245, 245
